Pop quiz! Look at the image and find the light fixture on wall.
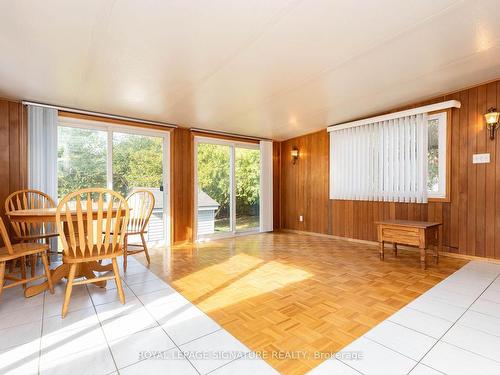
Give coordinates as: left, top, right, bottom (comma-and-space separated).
485, 107, 500, 140
291, 147, 299, 164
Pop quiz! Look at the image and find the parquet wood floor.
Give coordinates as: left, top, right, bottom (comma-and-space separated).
137, 232, 467, 374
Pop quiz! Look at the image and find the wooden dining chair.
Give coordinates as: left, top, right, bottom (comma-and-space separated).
122, 189, 155, 272
0, 216, 54, 298
5, 189, 59, 276
56, 188, 129, 318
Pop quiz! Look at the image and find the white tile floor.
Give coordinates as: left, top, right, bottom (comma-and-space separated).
308, 260, 500, 375
0, 256, 278, 375
2, 258, 500, 375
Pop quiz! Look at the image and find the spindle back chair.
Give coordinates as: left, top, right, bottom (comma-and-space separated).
5, 189, 57, 241
122, 189, 155, 271
0, 217, 53, 298
56, 188, 129, 317
5, 189, 58, 276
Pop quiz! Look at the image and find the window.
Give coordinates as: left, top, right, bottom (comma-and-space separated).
329, 113, 430, 202
58, 126, 108, 197
194, 137, 261, 239
329, 101, 457, 203
57, 117, 170, 243
427, 112, 448, 199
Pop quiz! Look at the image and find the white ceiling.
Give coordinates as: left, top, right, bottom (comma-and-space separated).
1, 0, 500, 140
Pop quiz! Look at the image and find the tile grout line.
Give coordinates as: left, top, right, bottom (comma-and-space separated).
456, 311, 500, 338
0, 306, 45, 331
363, 336, 428, 363
124, 260, 255, 374
437, 339, 500, 365
177, 327, 224, 347
204, 352, 267, 375
123, 260, 255, 374
332, 263, 500, 375
332, 357, 365, 375
87, 281, 121, 375
38, 290, 46, 375
387, 317, 449, 340
120, 264, 203, 375
406, 269, 500, 374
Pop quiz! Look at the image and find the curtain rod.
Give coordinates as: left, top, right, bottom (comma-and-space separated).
190, 127, 271, 142
22, 100, 178, 128
327, 100, 461, 132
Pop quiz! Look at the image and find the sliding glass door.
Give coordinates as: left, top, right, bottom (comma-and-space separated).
196, 142, 231, 235
58, 127, 108, 195
112, 132, 167, 242
57, 118, 170, 243
195, 137, 260, 239
235, 147, 260, 232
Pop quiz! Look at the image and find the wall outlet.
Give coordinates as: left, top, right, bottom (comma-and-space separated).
299, 215, 304, 222
472, 153, 490, 164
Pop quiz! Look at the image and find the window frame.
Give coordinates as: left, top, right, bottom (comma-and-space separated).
193, 135, 261, 240
57, 116, 171, 243
427, 110, 451, 202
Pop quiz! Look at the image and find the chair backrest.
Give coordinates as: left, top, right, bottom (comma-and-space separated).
127, 189, 155, 233
4, 189, 56, 239
0, 217, 14, 255
56, 188, 129, 258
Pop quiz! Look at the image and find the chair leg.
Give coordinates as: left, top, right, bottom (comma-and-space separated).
30, 255, 36, 278
62, 264, 77, 318
140, 233, 151, 265
45, 238, 51, 265
41, 252, 54, 294
112, 258, 125, 304
123, 236, 128, 272
0, 262, 5, 298
20, 256, 27, 290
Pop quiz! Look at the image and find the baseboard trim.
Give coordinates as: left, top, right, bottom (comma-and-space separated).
279, 229, 500, 265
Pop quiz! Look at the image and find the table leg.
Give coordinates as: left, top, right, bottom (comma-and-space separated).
24, 261, 109, 297
393, 243, 398, 257
419, 247, 426, 270
379, 241, 385, 261
87, 260, 113, 273
434, 226, 442, 265
80, 263, 107, 288
24, 263, 69, 297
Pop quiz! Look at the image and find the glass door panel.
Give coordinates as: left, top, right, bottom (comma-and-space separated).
112, 132, 166, 242
235, 147, 260, 232
57, 126, 108, 199
196, 143, 231, 237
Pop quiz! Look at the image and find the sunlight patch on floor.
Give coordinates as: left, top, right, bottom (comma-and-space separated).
172, 253, 313, 312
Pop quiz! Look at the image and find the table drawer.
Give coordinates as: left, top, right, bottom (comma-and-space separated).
379, 227, 420, 246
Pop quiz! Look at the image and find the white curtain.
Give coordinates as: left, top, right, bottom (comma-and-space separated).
259, 140, 274, 232
28, 105, 58, 201
329, 113, 428, 203
27, 105, 58, 250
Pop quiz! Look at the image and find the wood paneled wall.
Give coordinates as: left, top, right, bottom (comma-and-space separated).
0, 99, 27, 230
280, 79, 500, 259
171, 127, 194, 244
280, 131, 330, 234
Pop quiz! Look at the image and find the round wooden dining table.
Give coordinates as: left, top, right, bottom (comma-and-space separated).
8, 207, 125, 297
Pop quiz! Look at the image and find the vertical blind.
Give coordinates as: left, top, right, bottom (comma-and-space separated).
329, 113, 428, 203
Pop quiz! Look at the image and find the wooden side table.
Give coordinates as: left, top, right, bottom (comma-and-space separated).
376, 220, 442, 270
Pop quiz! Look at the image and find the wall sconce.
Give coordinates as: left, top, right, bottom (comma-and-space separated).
485, 107, 500, 140
291, 147, 299, 164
